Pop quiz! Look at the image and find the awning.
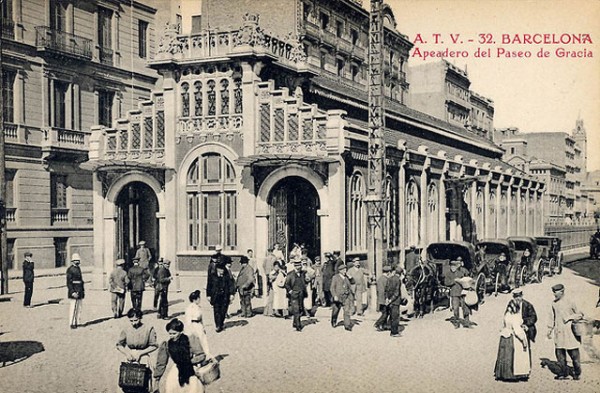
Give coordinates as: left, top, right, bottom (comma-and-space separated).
79, 159, 170, 172
236, 154, 338, 167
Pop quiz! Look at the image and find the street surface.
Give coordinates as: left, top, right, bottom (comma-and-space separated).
1, 259, 599, 393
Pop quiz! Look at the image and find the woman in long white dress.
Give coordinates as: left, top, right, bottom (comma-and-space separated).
184, 290, 213, 361
494, 299, 531, 381
271, 261, 288, 317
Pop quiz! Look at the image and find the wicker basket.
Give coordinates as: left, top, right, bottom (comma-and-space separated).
195, 360, 220, 385
118, 362, 150, 391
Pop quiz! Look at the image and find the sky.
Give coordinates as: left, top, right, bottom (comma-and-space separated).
389, 0, 600, 171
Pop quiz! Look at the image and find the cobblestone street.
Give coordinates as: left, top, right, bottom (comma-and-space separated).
1, 263, 599, 393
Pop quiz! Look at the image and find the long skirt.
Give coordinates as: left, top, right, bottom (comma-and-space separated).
159, 364, 204, 393
494, 336, 530, 381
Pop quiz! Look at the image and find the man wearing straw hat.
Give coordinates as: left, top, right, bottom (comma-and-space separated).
109, 258, 129, 318
66, 253, 85, 329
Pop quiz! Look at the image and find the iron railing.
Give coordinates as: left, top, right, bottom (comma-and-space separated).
35, 26, 93, 60
2, 18, 14, 39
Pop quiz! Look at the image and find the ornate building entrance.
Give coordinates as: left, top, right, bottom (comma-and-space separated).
115, 182, 159, 264
268, 176, 320, 259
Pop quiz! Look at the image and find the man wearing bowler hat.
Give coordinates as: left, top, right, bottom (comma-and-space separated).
22, 252, 35, 307
375, 265, 392, 331
128, 257, 149, 311
109, 258, 129, 318
284, 258, 308, 331
444, 258, 471, 328
547, 283, 584, 380
66, 253, 85, 329
330, 263, 355, 331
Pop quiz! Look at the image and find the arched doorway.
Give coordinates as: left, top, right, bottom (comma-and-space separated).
115, 181, 159, 265
268, 176, 320, 259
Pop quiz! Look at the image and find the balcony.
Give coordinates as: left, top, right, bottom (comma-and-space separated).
41, 127, 90, 163
51, 208, 69, 224
98, 46, 113, 66
3, 123, 18, 140
35, 26, 93, 60
5, 208, 16, 223
2, 18, 14, 40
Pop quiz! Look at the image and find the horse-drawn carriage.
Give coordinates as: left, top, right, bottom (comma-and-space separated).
476, 239, 517, 296
508, 236, 544, 286
407, 241, 486, 317
535, 236, 563, 276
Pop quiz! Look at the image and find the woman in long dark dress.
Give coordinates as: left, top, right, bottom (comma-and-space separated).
494, 299, 531, 381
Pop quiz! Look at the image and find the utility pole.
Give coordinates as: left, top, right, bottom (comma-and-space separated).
0, 0, 9, 295
366, 0, 387, 312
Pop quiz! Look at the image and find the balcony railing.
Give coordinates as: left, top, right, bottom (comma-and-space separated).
51, 208, 69, 224
3, 123, 18, 139
99, 46, 113, 66
35, 26, 93, 60
2, 18, 14, 39
42, 127, 89, 151
5, 208, 16, 223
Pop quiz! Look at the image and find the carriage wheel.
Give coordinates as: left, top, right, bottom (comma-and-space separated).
476, 273, 486, 302
536, 259, 545, 283
519, 266, 527, 286
494, 272, 500, 297
548, 258, 556, 276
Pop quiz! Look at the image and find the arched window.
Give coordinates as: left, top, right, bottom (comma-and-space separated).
427, 183, 438, 243
220, 79, 230, 115
181, 82, 190, 117
510, 193, 517, 235
488, 191, 497, 238
186, 153, 237, 250
193, 81, 202, 117
498, 192, 508, 238
406, 181, 420, 247
349, 173, 366, 251
475, 189, 484, 239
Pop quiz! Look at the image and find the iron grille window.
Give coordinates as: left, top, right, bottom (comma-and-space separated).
51, 174, 68, 209
54, 237, 68, 268
138, 20, 148, 58
2, 70, 15, 123
186, 153, 237, 250
98, 90, 114, 127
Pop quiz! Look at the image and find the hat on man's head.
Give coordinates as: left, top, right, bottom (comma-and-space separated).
71, 253, 81, 262
450, 259, 462, 266
24, 251, 33, 257
138, 240, 146, 246
410, 245, 416, 249
294, 260, 303, 267
324, 252, 332, 257
456, 256, 463, 261
512, 290, 523, 298
336, 264, 347, 273
132, 256, 140, 262
333, 250, 341, 255
352, 257, 360, 263
552, 284, 565, 292
382, 265, 392, 272
116, 259, 125, 266
163, 259, 171, 266
215, 245, 223, 251
346, 261, 354, 268
396, 266, 404, 274
240, 256, 249, 264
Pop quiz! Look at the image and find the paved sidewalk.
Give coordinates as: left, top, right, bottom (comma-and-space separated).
0, 264, 599, 393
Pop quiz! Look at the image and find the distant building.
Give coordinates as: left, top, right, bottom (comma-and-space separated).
2, 0, 163, 269
494, 119, 594, 224
408, 60, 494, 140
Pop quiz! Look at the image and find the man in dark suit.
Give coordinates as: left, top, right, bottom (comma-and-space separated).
127, 257, 149, 311
284, 259, 308, 332
66, 253, 85, 329
22, 252, 35, 307
513, 290, 538, 343
207, 263, 236, 332
321, 252, 335, 306
386, 266, 404, 338
236, 256, 255, 318
375, 265, 392, 331
207, 245, 231, 299
155, 259, 172, 319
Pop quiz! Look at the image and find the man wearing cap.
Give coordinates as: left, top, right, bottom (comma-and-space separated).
155, 259, 172, 319
444, 258, 471, 328
128, 257, 149, 311
348, 258, 367, 316
134, 240, 152, 271
207, 263, 236, 332
375, 265, 392, 331
66, 253, 85, 329
512, 290, 538, 344
22, 252, 35, 307
547, 284, 584, 380
330, 264, 355, 331
386, 266, 405, 338
109, 259, 129, 318
236, 256, 255, 318
152, 258, 164, 309
285, 258, 309, 331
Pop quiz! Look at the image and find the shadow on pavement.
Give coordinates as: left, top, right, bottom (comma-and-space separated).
565, 260, 600, 287
223, 320, 248, 329
300, 318, 319, 328
253, 306, 265, 314
215, 354, 229, 362
30, 298, 63, 308
82, 316, 114, 327
0, 341, 45, 368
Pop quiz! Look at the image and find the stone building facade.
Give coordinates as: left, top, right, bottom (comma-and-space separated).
2, 0, 163, 269
84, 0, 545, 284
